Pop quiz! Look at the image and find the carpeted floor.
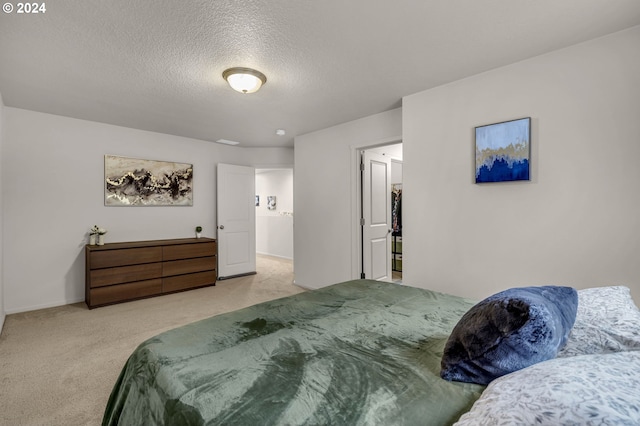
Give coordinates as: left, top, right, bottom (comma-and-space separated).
0, 255, 305, 426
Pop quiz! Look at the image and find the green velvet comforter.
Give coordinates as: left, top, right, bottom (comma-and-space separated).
103, 280, 484, 425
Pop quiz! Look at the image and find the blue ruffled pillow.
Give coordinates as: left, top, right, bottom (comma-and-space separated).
440, 286, 578, 385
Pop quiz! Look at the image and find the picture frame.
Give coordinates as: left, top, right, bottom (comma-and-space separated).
267, 196, 276, 210
104, 155, 193, 206
475, 117, 531, 183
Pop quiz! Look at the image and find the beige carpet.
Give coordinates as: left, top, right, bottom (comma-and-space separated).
0, 255, 305, 426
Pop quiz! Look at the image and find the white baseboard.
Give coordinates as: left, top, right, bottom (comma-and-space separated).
256, 251, 293, 260
4, 297, 85, 315
292, 280, 318, 291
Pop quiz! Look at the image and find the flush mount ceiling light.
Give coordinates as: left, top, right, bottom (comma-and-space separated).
222, 67, 267, 94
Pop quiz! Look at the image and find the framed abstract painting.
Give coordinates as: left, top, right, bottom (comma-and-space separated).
267, 196, 277, 210
475, 117, 531, 183
104, 155, 193, 206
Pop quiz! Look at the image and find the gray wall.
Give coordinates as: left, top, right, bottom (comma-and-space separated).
2, 108, 293, 313
4, 26, 639, 315
294, 109, 402, 289
403, 26, 640, 303
294, 26, 640, 303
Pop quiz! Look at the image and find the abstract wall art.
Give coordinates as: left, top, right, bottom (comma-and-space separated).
105, 155, 193, 206
475, 117, 531, 183
267, 196, 276, 210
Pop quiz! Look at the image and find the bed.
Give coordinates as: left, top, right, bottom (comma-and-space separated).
103, 280, 640, 425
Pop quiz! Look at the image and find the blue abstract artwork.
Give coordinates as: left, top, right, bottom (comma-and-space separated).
475, 117, 531, 183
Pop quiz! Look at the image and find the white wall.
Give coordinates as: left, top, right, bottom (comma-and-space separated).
2, 108, 293, 313
391, 159, 403, 185
403, 26, 640, 302
0, 93, 5, 331
255, 169, 293, 259
294, 108, 402, 289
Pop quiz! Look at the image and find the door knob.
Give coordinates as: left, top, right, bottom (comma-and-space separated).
218, 225, 225, 230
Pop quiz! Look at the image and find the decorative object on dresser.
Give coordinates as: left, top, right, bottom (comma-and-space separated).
89, 225, 107, 245
195, 226, 202, 238
85, 238, 217, 309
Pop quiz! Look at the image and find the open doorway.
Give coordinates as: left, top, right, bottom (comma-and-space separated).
361, 143, 403, 283
255, 168, 294, 260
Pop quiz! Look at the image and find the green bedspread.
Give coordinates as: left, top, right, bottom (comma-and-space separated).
103, 280, 484, 425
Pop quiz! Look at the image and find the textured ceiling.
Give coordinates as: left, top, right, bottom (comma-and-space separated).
1, 1, 639, 147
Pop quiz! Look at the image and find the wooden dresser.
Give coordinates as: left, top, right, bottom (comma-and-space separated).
85, 238, 217, 309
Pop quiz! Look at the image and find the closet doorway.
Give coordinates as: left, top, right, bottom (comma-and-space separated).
361, 143, 403, 284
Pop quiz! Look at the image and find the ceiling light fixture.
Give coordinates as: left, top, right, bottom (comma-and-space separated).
216, 139, 240, 146
222, 67, 267, 94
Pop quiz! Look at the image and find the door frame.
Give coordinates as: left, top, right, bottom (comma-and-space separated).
349, 137, 402, 281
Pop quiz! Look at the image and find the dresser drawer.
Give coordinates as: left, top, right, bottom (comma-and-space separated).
90, 262, 162, 288
163, 270, 216, 293
90, 279, 163, 307
163, 242, 216, 261
163, 256, 216, 277
90, 247, 162, 269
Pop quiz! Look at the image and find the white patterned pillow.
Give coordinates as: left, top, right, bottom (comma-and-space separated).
558, 286, 640, 357
454, 351, 640, 425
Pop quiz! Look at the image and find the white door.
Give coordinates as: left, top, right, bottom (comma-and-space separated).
361, 151, 392, 281
217, 163, 256, 279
